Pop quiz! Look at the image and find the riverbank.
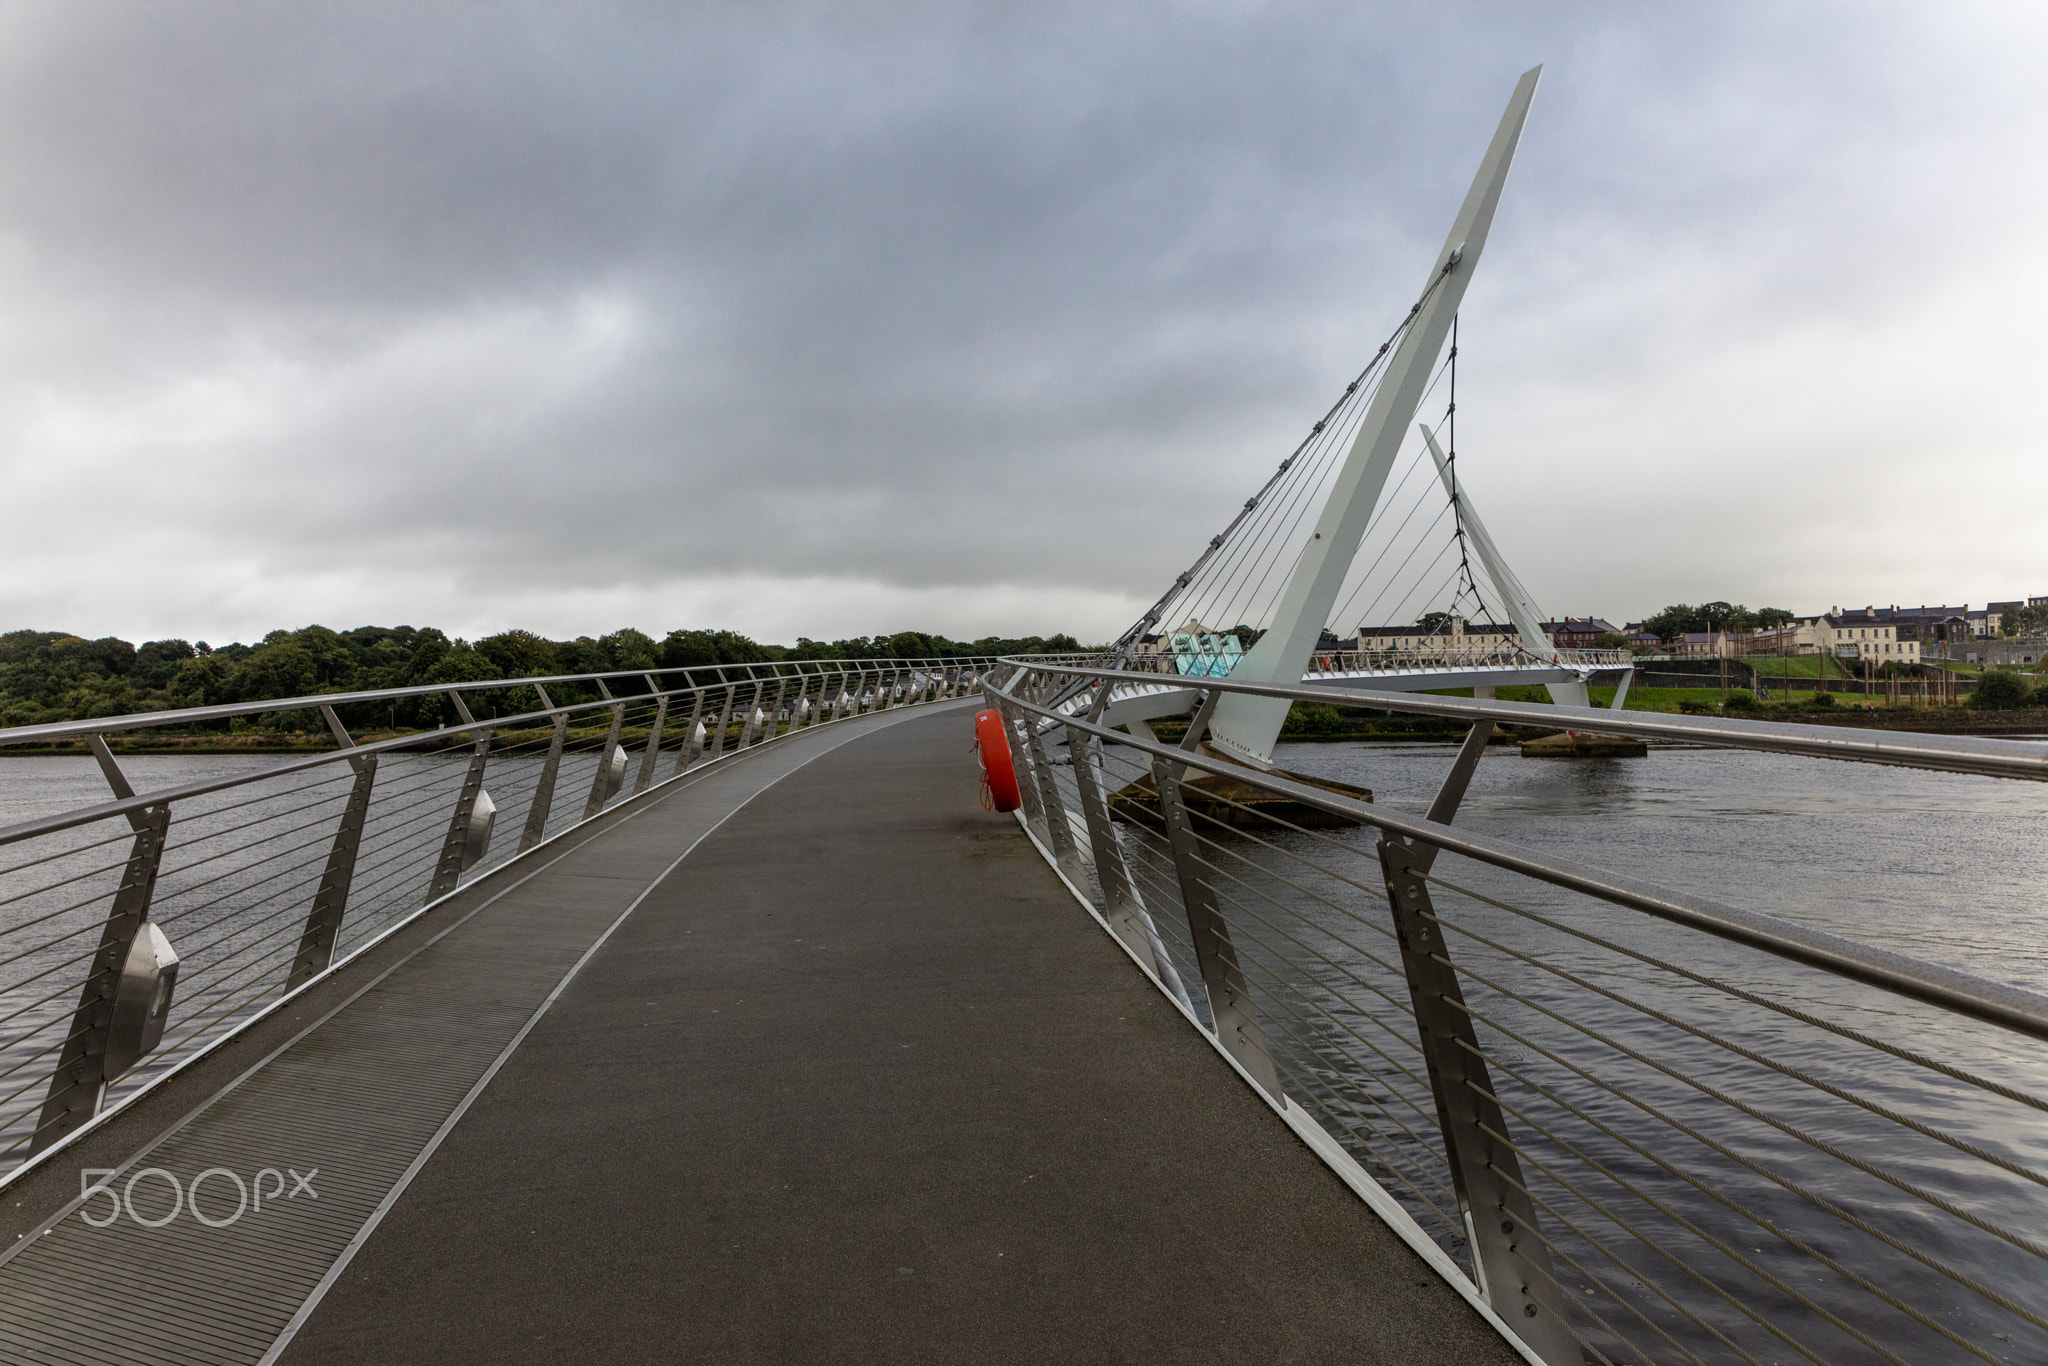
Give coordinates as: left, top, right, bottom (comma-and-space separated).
1152, 706, 2048, 747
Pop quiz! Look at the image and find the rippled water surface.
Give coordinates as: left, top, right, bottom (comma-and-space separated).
3, 743, 2043, 1361
1272, 738, 2048, 991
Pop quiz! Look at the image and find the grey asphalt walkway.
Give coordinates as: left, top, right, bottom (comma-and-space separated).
277, 705, 1521, 1365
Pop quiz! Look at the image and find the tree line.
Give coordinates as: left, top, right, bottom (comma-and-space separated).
0, 624, 1085, 732
1639, 603, 1795, 641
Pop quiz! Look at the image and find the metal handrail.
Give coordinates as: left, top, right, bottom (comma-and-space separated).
0, 659, 996, 848
0, 656, 989, 748
1310, 646, 1636, 672
1014, 659, 2048, 783
0, 658, 993, 1172
987, 655, 2048, 1366
990, 666, 2048, 1041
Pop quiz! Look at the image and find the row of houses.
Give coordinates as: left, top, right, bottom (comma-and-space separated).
1698, 600, 2046, 662
1345, 601, 2045, 664
1135, 596, 2046, 671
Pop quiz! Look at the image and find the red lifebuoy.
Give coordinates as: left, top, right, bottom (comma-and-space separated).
974, 709, 1022, 813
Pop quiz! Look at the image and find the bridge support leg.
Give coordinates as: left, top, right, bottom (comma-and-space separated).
33, 799, 170, 1153
1427, 721, 1494, 828
1151, 754, 1283, 1099
1608, 667, 1634, 711
1376, 836, 1576, 1363
289, 754, 377, 988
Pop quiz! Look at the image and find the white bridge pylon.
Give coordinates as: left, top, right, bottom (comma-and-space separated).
1095, 65, 1633, 758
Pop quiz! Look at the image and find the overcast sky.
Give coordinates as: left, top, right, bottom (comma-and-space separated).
2, 2, 2043, 648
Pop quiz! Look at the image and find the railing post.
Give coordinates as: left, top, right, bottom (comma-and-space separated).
737, 679, 763, 749
520, 684, 569, 853
634, 677, 669, 795
994, 699, 1053, 848
33, 740, 171, 1152
429, 719, 495, 900
1066, 723, 1190, 1004
1376, 835, 1575, 1361
763, 678, 788, 740
289, 707, 378, 988
583, 696, 627, 817
672, 690, 707, 776
1014, 710, 1089, 889
708, 684, 736, 759
1151, 748, 1284, 1099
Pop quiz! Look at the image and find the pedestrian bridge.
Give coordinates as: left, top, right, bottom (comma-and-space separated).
0, 657, 2042, 1365
5, 65, 2048, 1365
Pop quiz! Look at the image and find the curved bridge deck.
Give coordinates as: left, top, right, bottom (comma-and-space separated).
0, 704, 1516, 1365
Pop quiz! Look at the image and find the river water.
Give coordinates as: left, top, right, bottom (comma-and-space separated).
3, 743, 2044, 1361
1249, 738, 2048, 1364
1273, 737, 2048, 992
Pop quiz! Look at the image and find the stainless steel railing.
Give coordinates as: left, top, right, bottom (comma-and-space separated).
1309, 646, 1637, 674
989, 658, 2048, 1366
0, 657, 993, 1175
1119, 645, 1633, 678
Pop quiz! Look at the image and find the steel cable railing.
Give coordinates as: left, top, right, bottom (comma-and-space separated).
992, 658, 2048, 1366
0, 656, 992, 1174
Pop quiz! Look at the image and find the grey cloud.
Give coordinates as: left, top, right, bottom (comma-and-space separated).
1, 1, 2042, 645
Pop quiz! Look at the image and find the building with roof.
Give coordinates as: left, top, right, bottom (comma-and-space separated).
1539, 618, 1621, 649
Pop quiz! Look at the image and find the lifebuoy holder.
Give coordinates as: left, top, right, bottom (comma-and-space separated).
974, 709, 1022, 813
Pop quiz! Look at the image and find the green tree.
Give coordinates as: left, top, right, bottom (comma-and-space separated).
598, 628, 660, 672
2003, 602, 2048, 637
1972, 670, 2030, 710
1414, 611, 1455, 635
475, 629, 560, 678
1282, 702, 1345, 735
133, 640, 196, 688
1642, 605, 1696, 642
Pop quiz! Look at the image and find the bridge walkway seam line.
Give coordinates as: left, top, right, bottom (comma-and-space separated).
252, 714, 885, 1365
266, 704, 1525, 1365
0, 742, 754, 1257
0, 701, 967, 1366
0, 702, 939, 1257
0, 702, 925, 1200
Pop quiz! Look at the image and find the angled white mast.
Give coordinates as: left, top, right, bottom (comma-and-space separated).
1418, 424, 1588, 707
1207, 66, 1544, 766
